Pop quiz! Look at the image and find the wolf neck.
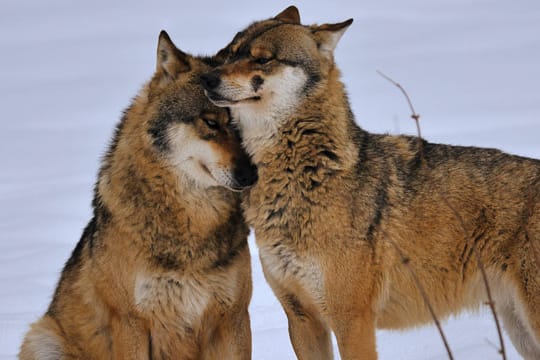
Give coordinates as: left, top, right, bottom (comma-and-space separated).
235, 66, 358, 172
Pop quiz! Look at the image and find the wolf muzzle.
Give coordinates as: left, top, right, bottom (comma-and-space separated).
233, 160, 258, 189
200, 71, 221, 92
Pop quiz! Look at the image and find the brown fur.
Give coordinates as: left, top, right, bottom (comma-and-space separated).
19, 31, 255, 360
202, 6, 540, 359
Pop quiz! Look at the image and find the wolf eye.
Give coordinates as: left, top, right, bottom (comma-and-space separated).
203, 118, 219, 130
254, 57, 271, 65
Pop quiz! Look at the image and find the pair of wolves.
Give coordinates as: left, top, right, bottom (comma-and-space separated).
22, 5, 540, 360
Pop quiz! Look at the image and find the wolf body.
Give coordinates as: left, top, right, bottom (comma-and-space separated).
202, 7, 540, 359
20, 31, 256, 360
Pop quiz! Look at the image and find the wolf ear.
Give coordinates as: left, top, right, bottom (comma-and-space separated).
156, 30, 191, 80
312, 19, 353, 60
274, 5, 301, 24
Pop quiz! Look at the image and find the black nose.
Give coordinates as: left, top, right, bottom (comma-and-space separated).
233, 161, 258, 188
200, 71, 221, 91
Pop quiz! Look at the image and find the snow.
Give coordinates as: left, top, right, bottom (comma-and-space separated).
1, 0, 539, 359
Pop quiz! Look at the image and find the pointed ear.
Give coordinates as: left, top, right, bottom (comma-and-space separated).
156, 30, 190, 80
312, 19, 353, 60
274, 5, 300, 24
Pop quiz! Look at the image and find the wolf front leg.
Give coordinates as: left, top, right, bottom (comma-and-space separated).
269, 279, 333, 359
331, 309, 377, 360
285, 305, 334, 360
260, 263, 333, 358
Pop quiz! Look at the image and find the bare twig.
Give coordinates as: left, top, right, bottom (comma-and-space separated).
377, 70, 423, 158
378, 70, 507, 360
376, 70, 419, 120
384, 235, 455, 360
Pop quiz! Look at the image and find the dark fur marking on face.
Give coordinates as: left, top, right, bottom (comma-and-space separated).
148, 105, 195, 153
148, 70, 212, 152
251, 75, 264, 92
277, 58, 301, 67
148, 116, 171, 152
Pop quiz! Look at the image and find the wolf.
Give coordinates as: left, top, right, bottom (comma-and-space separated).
201, 6, 540, 360
19, 30, 257, 360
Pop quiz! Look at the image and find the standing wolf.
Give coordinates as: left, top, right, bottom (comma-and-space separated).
201, 6, 540, 360
19, 31, 256, 359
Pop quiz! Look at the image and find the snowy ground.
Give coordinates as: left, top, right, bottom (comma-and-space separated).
1, 0, 539, 359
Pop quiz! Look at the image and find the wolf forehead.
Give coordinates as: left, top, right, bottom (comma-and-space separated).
221, 21, 312, 61
147, 76, 228, 151
156, 82, 219, 120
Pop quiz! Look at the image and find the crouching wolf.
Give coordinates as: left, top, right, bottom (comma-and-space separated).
20, 31, 256, 360
201, 6, 540, 360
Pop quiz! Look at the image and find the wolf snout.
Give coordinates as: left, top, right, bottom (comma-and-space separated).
200, 71, 221, 91
233, 161, 258, 189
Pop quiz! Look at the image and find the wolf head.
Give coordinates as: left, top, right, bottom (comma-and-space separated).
200, 6, 352, 147
140, 31, 257, 192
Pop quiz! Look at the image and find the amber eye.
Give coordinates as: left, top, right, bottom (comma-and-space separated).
203, 118, 219, 130
254, 57, 271, 65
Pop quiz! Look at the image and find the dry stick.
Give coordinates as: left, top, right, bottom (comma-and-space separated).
377, 70, 507, 360
376, 70, 423, 157
383, 234, 454, 360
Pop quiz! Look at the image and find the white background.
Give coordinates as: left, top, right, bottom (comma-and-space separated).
1, 1, 539, 358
